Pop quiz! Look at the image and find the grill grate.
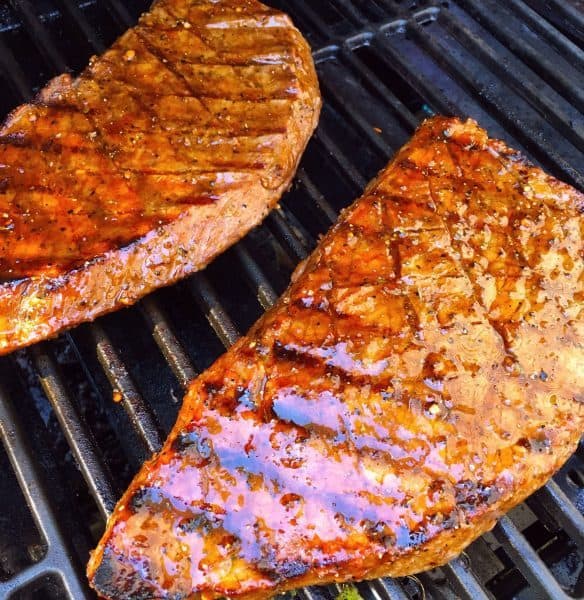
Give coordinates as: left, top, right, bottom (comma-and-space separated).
0, 1, 583, 599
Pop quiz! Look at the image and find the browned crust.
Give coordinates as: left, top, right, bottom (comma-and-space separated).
87, 116, 584, 599
0, 0, 321, 354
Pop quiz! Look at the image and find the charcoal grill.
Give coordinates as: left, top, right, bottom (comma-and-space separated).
0, 0, 583, 598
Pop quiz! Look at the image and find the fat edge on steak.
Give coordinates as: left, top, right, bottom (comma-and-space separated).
88, 117, 584, 600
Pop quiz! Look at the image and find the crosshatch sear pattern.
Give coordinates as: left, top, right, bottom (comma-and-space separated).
0, 0, 320, 354
89, 117, 583, 600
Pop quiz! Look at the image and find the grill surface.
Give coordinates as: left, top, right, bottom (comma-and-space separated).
0, 1, 583, 599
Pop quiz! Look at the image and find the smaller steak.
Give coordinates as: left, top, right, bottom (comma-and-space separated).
0, 0, 320, 354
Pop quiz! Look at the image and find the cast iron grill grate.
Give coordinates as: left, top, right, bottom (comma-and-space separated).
0, 1, 583, 599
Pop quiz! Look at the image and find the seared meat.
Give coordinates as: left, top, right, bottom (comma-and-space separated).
87, 117, 584, 600
0, 0, 320, 353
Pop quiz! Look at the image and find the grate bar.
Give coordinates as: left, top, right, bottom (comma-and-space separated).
9, 0, 69, 74
0, 385, 90, 599
287, 2, 342, 41
457, 0, 584, 111
340, 579, 413, 600
494, 515, 571, 599
313, 126, 368, 190
31, 345, 116, 520
0, 557, 50, 598
407, 19, 584, 190
91, 323, 163, 454
442, 556, 491, 600
331, 0, 367, 27
368, 577, 411, 600
234, 244, 279, 310
371, 33, 460, 117
100, 0, 134, 30
189, 273, 241, 348
372, 0, 402, 15
267, 210, 310, 261
524, 0, 584, 45
318, 69, 396, 159
53, 0, 106, 54
444, 3, 584, 145
301, 585, 345, 600
0, 554, 88, 599
140, 296, 198, 389
339, 48, 418, 131
508, 0, 584, 67
0, 36, 32, 101
297, 168, 339, 225
299, 586, 320, 600
532, 480, 584, 552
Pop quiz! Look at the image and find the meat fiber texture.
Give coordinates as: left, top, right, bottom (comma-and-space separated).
88, 116, 584, 599
0, 0, 321, 353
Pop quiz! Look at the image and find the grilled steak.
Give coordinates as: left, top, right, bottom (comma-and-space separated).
88, 117, 584, 599
0, 0, 320, 354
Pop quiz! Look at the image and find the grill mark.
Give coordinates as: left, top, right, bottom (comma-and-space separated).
270, 337, 413, 388
131, 15, 297, 101
79, 63, 216, 144
106, 131, 284, 150
435, 141, 583, 381
204, 18, 289, 29
272, 340, 391, 392
138, 56, 293, 69
0, 141, 116, 179
0, 89, 171, 275
90, 69, 194, 98
389, 237, 402, 280
89, 32, 193, 94
120, 168, 260, 177
83, 28, 289, 175
109, 146, 278, 173
0, 136, 95, 154
129, 23, 218, 121
0, 202, 156, 229
182, 94, 297, 105
70, 44, 227, 212
425, 140, 525, 368
0, 166, 258, 193
443, 141, 532, 271
116, 161, 269, 174
101, 121, 287, 138
70, 81, 290, 132
287, 300, 413, 340
441, 142, 535, 292
0, 181, 102, 200
137, 24, 295, 67
142, 52, 297, 101
72, 82, 292, 106
159, 0, 285, 30
1, 183, 217, 214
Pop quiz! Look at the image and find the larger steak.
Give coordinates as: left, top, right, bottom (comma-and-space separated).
0, 0, 320, 354
88, 117, 584, 599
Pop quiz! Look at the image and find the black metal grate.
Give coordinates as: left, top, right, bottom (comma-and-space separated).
0, 1, 583, 599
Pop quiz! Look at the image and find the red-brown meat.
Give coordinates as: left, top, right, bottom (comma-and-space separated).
0, 0, 320, 353
88, 117, 584, 599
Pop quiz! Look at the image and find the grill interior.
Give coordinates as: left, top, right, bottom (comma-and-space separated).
0, 0, 583, 599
